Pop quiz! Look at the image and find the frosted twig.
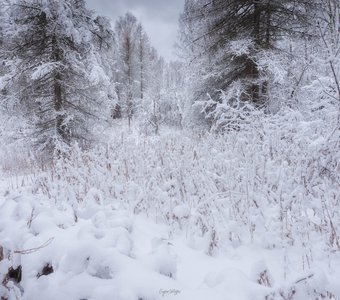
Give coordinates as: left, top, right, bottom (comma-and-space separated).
14, 238, 54, 255
295, 273, 314, 284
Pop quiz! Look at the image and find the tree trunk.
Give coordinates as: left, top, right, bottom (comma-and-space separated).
139, 29, 144, 100
52, 35, 69, 146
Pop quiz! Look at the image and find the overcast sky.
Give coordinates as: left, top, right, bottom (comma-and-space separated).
86, 0, 185, 61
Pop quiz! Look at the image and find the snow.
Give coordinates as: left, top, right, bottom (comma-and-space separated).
0, 96, 339, 299
0, 126, 339, 300
1, 0, 340, 298
31, 63, 61, 81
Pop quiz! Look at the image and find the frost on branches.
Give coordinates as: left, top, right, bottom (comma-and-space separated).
0, 0, 340, 300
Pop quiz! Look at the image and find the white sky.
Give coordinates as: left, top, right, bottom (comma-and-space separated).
86, 0, 185, 61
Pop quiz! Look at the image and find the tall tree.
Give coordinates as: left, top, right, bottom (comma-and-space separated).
179, 0, 318, 128
137, 23, 151, 101
115, 13, 160, 126
115, 12, 139, 127
1, 0, 111, 155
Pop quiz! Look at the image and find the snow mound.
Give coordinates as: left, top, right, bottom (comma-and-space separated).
0, 188, 340, 300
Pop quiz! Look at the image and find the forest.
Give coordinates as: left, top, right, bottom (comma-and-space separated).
0, 0, 339, 299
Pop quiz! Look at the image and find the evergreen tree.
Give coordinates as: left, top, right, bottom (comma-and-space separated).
115, 12, 161, 127
2, 0, 112, 155
115, 12, 139, 127
179, 0, 318, 129
137, 23, 151, 102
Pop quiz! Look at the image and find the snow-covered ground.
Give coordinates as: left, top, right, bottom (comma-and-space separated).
1, 188, 340, 300
0, 123, 339, 300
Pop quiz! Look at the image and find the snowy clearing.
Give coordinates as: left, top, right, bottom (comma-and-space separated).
1, 123, 339, 300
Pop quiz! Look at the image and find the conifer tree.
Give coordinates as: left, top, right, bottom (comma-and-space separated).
2, 0, 112, 155
179, 0, 318, 128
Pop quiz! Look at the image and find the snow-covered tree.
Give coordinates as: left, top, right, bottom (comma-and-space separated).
1, 0, 112, 156
160, 61, 185, 128
115, 13, 165, 128
316, 0, 340, 104
179, 0, 319, 129
92, 15, 118, 121
115, 12, 140, 127
137, 23, 151, 102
